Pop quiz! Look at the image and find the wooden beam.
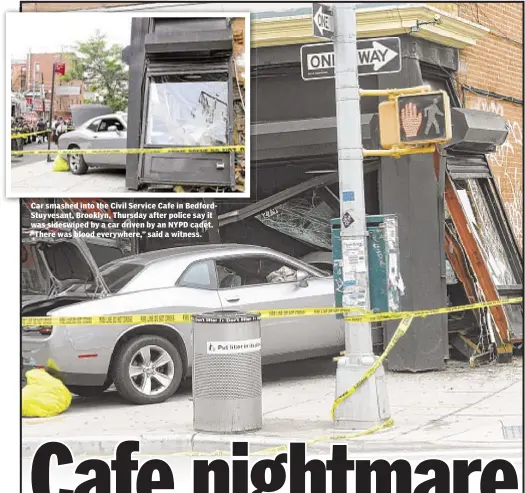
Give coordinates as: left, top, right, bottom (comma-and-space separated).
444, 172, 511, 344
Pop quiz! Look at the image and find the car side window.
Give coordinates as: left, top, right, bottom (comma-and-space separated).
87, 119, 101, 132
178, 261, 215, 289
216, 256, 299, 288
99, 118, 125, 132
98, 119, 111, 132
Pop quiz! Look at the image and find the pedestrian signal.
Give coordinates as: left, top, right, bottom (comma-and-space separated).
378, 90, 452, 149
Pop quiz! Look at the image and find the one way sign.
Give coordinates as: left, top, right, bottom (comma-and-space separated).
312, 3, 334, 39
301, 37, 402, 81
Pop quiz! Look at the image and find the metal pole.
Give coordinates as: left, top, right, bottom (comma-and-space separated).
332, 3, 391, 430
47, 63, 56, 162
41, 73, 46, 122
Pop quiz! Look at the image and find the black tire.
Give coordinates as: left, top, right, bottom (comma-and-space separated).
68, 382, 112, 397
112, 335, 183, 405
68, 145, 88, 175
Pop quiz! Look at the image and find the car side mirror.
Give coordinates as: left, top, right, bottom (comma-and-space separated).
108, 125, 118, 132
296, 270, 309, 287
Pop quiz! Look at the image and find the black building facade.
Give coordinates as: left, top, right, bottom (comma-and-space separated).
119, 23, 521, 371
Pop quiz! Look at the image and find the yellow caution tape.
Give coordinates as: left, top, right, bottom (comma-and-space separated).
24, 296, 519, 455
21, 297, 521, 328
11, 129, 51, 139
11, 145, 245, 156
331, 316, 414, 419
342, 296, 522, 324
165, 418, 396, 457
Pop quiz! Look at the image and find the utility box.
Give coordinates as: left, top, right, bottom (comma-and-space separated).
192, 311, 263, 433
331, 215, 403, 317
125, 17, 237, 191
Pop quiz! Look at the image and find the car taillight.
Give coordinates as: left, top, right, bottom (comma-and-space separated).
22, 325, 53, 335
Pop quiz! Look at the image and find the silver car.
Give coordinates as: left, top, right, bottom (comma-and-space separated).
22, 242, 343, 405
58, 113, 127, 175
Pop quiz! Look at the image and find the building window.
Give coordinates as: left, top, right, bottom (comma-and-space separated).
145, 72, 229, 147
35, 63, 40, 73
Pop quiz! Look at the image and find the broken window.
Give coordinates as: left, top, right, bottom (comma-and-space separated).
255, 190, 336, 250
445, 153, 523, 346
145, 73, 229, 147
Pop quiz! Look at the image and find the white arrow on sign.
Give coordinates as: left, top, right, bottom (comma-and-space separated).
357, 41, 398, 71
314, 4, 334, 37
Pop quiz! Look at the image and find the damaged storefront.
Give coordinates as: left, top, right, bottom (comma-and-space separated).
123, 17, 246, 192
22, 7, 523, 372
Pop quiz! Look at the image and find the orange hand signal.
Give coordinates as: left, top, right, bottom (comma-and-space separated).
400, 103, 422, 138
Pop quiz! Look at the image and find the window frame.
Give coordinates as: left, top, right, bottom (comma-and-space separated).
176, 259, 218, 290
140, 61, 233, 150
98, 117, 126, 133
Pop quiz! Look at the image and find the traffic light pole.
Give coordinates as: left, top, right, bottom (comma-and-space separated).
332, 3, 391, 429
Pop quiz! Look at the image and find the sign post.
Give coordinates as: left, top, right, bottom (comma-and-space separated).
332, 3, 391, 430
300, 37, 401, 81
46, 62, 65, 162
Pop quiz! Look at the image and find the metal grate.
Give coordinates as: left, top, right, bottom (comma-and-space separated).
501, 424, 522, 440
193, 353, 262, 400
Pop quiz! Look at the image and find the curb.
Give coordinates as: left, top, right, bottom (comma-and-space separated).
21, 432, 523, 458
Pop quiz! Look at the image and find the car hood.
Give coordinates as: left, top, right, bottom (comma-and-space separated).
22, 231, 110, 298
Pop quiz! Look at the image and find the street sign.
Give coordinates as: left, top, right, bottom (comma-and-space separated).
300, 37, 402, 81
397, 91, 451, 145
312, 3, 334, 39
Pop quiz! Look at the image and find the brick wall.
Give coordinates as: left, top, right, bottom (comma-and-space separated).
456, 3, 523, 244
24, 53, 84, 117
11, 63, 26, 92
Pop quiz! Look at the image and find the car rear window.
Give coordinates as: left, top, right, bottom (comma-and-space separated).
100, 262, 145, 292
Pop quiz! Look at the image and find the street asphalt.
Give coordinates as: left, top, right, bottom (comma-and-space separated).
22, 356, 523, 457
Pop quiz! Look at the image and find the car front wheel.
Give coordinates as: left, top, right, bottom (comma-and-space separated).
68, 145, 88, 175
112, 335, 183, 405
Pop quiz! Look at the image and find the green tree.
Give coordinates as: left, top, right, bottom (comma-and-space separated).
63, 31, 128, 112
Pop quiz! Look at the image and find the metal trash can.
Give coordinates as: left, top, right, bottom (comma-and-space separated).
192, 311, 262, 433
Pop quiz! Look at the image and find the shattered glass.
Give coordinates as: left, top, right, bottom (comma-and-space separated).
466, 180, 518, 286
255, 194, 334, 249
146, 74, 228, 147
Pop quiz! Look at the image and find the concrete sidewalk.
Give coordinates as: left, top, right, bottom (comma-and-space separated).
22, 357, 523, 457
10, 159, 127, 195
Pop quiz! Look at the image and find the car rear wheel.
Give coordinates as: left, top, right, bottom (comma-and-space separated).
68, 145, 88, 175
112, 335, 183, 405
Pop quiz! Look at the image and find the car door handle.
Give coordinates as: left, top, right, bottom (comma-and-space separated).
226, 296, 240, 302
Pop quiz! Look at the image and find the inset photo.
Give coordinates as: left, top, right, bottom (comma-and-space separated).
8, 12, 249, 197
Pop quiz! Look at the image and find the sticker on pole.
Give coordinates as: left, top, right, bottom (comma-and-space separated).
207, 338, 262, 355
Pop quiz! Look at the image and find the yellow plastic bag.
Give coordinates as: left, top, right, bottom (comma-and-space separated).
52, 154, 70, 172
22, 369, 72, 418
